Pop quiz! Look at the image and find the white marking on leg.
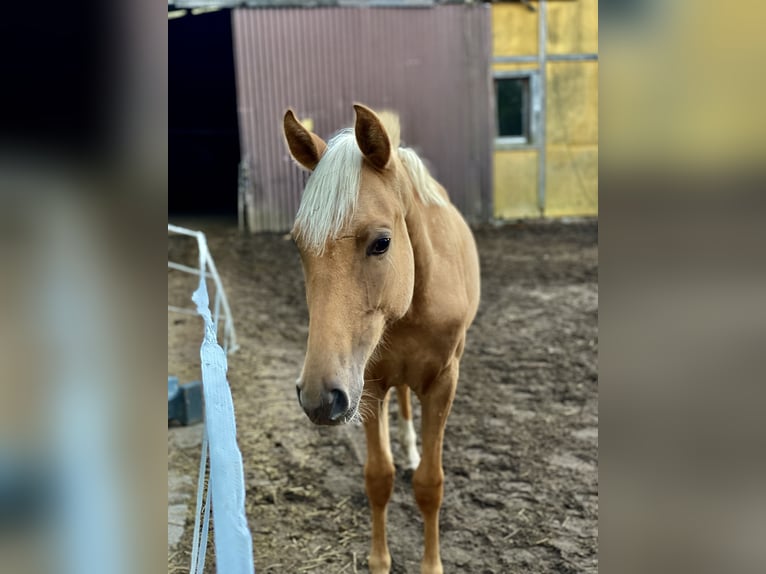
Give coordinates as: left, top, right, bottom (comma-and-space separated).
397, 416, 420, 470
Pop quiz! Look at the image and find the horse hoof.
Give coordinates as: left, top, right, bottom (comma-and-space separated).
421, 564, 443, 574
368, 557, 391, 574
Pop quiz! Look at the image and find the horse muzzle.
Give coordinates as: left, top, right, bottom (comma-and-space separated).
296, 384, 352, 425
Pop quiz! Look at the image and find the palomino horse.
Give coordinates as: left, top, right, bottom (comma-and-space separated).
283, 104, 480, 574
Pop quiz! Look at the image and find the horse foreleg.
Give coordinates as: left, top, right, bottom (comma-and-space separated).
396, 385, 420, 470
363, 389, 395, 574
413, 363, 458, 574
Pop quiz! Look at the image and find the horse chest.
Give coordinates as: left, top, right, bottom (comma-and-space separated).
368, 323, 458, 391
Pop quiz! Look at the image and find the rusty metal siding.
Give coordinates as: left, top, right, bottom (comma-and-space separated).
232, 6, 492, 232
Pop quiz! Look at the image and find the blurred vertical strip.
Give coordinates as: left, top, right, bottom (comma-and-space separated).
601, 2, 766, 574
0, 0, 167, 573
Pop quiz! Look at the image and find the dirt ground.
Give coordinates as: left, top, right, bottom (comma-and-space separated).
168, 219, 598, 573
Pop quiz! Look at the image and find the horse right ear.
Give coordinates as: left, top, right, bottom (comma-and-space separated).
283, 109, 327, 171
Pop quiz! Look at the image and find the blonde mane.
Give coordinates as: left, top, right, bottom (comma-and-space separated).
294, 115, 446, 253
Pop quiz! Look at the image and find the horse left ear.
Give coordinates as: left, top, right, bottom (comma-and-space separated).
353, 104, 391, 170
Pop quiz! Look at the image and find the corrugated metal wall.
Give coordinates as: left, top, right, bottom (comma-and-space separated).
232, 5, 492, 232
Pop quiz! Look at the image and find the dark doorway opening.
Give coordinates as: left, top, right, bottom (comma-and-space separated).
169, 8, 239, 218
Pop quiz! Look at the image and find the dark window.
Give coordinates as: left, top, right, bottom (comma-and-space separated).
495, 77, 530, 142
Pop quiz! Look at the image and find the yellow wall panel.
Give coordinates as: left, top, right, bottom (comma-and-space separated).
545, 145, 598, 217
492, 62, 539, 73
547, 0, 598, 55
494, 150, 539, 219
491, 2, 599, 220
492, 4, 538, 56
547, 61, 599, 146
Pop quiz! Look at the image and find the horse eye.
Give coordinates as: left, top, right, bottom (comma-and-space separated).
367, 237, 390, 256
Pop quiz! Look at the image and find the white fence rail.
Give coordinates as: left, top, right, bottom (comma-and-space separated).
168, 224, 253, 574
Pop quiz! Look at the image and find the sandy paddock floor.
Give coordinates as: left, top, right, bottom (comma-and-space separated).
168, 219, 598, 573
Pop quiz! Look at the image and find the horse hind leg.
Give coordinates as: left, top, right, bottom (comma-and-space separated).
396, 386, 420, 471
363, 388, 395, 574
413, 363, 458, 574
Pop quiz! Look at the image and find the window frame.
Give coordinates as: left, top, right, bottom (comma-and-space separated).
493, 69, 541, 150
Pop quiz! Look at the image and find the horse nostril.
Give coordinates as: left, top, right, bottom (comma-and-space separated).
298, 384, 350, 424
328, 389, 350, 421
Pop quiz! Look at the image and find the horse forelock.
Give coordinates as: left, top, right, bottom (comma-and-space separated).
293, 125, 446, 254
294, 129, 361, 253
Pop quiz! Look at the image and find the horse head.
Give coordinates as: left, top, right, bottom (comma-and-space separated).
283, 104, 415, 425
